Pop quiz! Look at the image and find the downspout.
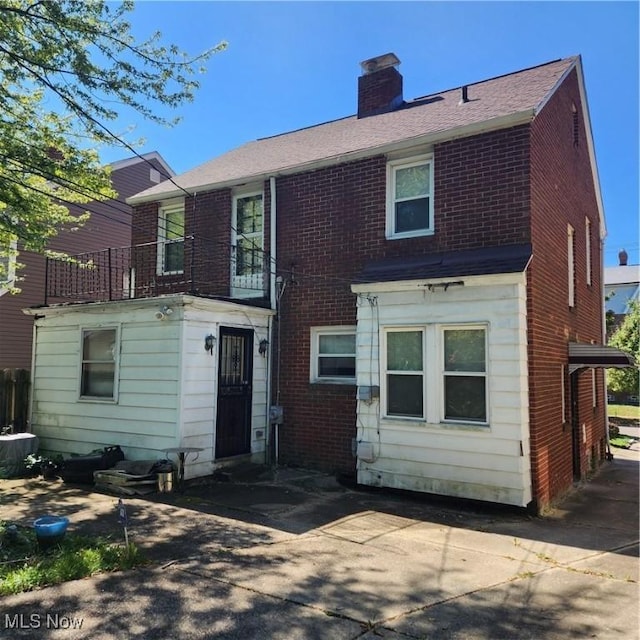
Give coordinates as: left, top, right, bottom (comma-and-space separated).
265, 176, 277, 465
28, 319, 38, 434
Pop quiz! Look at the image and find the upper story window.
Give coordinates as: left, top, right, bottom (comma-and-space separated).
0, 236, 17, 295
310, 327, 356, 384
232, 191, 264, 297
386, 155, 434, 239
568, 224, 575, 307
80, 327, 118, 400
157, 200, 184, 275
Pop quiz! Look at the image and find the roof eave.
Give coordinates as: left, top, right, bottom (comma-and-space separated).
127, 109, 535, 206
535, 56, 606, 241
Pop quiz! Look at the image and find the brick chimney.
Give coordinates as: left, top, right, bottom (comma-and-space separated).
619, 248, 628, 266
357, 53, 403, 119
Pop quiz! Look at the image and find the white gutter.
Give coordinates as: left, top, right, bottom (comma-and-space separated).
270, 176, 277, 311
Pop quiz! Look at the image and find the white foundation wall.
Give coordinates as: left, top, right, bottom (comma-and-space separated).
354, 276, 531, 507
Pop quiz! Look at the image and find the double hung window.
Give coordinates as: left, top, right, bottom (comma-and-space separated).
383, 325, 488, 425
386, 155, 434, 239
442, 328, 487, 422
80, 328, 117, 399
158, 201, 185, 275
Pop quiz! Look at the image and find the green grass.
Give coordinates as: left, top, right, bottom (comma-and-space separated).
608, 404, 640, 420
609, 436, 635, 449
0, 522, 145, 595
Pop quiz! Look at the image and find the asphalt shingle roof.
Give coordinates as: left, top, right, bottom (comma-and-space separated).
354, 243, 533, 284
129, 56, 577, 204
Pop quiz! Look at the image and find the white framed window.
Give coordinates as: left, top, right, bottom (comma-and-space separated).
232, 191, 264, 296
568, 224, 575, 307
382, 324, 489, 425
0, 236, 17, 295
442, 326, 487, 423
386, 155, 434, 239
383, 328, 425, 418
80, 327, 118, 400
310, 326, 356, 383
585, 217, 592, 286
157, 200, 185, 275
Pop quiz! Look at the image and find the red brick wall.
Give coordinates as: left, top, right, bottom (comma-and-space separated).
358, 66, 403, 118
275, 126, 533, 473
529, 67, 605, 510
132, 183, 272, 299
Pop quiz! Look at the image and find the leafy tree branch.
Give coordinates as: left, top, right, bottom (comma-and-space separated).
0, 0, 226, 287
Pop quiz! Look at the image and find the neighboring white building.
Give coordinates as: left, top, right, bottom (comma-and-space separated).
605, 250, 639, 318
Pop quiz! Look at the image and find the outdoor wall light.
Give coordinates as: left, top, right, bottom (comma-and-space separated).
204, 334, 216, 355
154, 305, 173, 320
259, 339, 269, 357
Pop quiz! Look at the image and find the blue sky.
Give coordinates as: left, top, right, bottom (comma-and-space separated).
101, 1, 639, 267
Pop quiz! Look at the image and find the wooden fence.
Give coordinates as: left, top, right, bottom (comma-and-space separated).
0, 369, 30, 432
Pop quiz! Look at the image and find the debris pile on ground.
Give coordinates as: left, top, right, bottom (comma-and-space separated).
94, 460, 174, 496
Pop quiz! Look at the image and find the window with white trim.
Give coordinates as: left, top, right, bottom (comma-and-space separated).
80, 328, 118, 400
310, 327, 356, 383
386, 155, 434, 239
568, 224, 575, 307
383, 324, 489, 425
233, 192, 263, 275
585, 217, 592, 286
384, 328, 425, 418
0, 236, 17, 294
157, 201, 184, 275
442, 327, 487, 423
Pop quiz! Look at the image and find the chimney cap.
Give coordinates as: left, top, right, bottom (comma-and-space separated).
360, 52, 401, 75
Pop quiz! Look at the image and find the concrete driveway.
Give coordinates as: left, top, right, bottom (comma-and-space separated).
1, 447, 638, 639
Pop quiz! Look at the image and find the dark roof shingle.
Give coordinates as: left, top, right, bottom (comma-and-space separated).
130, 57, 577, 203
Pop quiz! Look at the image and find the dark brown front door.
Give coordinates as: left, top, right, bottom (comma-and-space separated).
215, 327, 253, 459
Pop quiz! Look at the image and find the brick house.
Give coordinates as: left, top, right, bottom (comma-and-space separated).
28, 54, 635, 512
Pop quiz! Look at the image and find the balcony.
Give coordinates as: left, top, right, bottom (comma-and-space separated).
45, 236, 270, 305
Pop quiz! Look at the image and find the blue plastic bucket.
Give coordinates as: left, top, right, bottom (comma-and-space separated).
34, 516, 69, 549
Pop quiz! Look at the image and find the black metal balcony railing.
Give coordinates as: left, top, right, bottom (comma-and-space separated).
45, 236, 270, 304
